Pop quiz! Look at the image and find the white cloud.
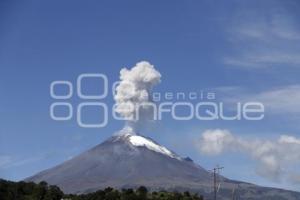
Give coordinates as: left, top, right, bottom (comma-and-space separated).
197, 129, 234, 155
231, 11, 300, 41
225, 5, 300, 69
224, 52, 300, 69
217, 85, 300, 114
246, 85, 300, 114
196, 129, 300, 182
279, 135, 300, 145
270, 12, 300, 40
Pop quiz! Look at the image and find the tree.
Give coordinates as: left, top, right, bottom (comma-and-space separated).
137, 186, 148, 200
44, 185, 63, 200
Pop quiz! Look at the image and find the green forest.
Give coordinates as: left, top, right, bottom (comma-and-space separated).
0, 179, 204, 200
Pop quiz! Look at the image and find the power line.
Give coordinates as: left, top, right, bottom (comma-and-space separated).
209, 165, 224, 200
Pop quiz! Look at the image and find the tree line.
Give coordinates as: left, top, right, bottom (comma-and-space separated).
0, 179, 204, 200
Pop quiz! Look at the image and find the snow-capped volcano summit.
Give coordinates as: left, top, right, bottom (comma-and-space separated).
112, 133, 181, 160
26, 133, 300, 200
26, 133, 212, 194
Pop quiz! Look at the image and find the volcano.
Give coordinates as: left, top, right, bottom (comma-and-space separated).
26, 133, 300, 200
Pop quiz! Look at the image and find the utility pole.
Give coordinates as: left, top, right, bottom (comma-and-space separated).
210, 165, 224, 200
231, 184, 239, 200
231, 186, 235, 200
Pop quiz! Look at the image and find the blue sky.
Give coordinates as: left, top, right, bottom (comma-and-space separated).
1, 0, 300, 192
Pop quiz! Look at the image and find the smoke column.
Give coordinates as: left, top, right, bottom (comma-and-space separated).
114, 61, 161, 134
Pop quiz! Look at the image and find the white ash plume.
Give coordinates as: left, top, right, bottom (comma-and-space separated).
114, 61, 161, 134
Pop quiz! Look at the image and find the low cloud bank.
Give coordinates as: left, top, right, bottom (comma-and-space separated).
196, 129, 300, 183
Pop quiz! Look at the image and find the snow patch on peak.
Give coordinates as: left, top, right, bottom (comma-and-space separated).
128, 135, 180, 159
112, 128, 181, 160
